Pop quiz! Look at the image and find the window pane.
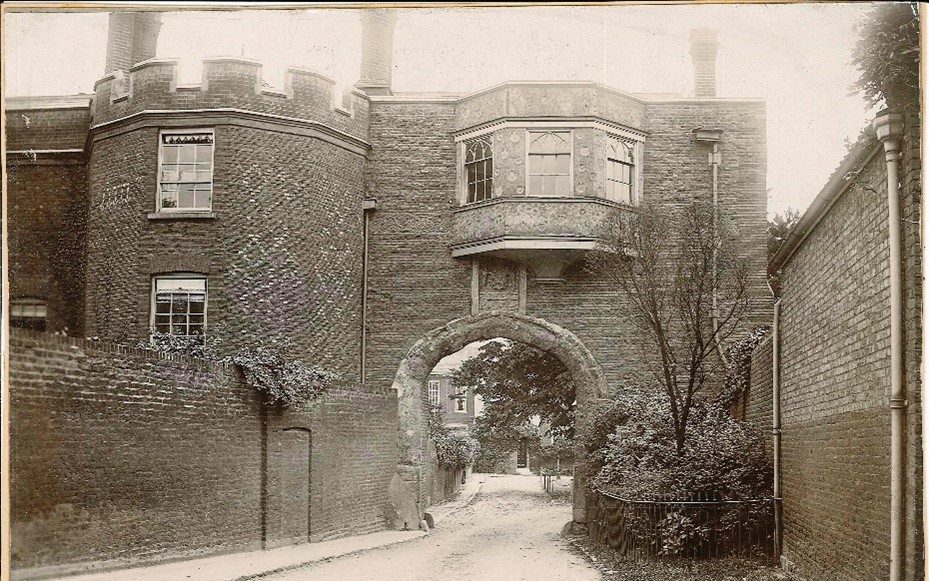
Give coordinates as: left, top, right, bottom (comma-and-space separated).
554, 154, 570, 174
619, 184, 631, 203
194, 189, 210, 209
163, 146, 178, 163
467, 163, 476, 184
178, 145, 195, 163
555, 176, 570, 195
196, 170, 211, 182
155, 297, 172, 313
475, 162, 484, 182
195, 145, 212, 163
161, 187, 178, 208
178, 184, 195, 208
189, 315, 204, 325
542, 176, 554, 195
162, 168, 179, 182
529, 175, 542, 195
542, 155, 554, 174
179, 165, 197, 182
528, 155, 544, 174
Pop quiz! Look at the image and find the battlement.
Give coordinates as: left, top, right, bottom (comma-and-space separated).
92, 56, 369, 141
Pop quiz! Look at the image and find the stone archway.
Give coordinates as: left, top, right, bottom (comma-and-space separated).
389, 310, 607, 525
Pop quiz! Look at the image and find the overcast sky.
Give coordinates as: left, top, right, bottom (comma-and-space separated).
4, 2, 880, 216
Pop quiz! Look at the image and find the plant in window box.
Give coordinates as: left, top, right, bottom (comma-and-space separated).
233, 339, 338, 407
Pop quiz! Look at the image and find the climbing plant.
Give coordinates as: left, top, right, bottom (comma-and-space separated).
233, 340, 337, 406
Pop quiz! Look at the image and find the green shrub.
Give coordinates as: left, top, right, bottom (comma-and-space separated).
592, 390, 772, 500
426, 406, 478, 469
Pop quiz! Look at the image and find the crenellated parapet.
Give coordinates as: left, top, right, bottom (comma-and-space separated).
92, 57, 369, 142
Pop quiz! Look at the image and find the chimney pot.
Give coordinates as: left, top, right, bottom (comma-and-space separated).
105, 12, 162, 74
690, 28, 719, 98
356, 9, 398, 96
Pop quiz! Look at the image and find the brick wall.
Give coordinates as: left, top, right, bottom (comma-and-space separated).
777, 137, 922, 580
84, 123, 366, 379
6, 106, 92, 336
644, 101, 771, 328
365, 97, 770, 396
9, 330, 397, 578
743, 335, 773, 445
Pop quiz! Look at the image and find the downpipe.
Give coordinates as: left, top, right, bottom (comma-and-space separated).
873, 111, 906, 581
772, 300, 782, 557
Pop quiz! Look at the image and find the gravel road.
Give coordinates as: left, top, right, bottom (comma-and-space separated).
260, 474, 601, 581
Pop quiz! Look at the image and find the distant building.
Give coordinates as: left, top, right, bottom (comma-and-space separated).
426, 371, 476, 429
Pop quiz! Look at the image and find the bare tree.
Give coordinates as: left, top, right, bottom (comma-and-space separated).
587, 200, 750, 454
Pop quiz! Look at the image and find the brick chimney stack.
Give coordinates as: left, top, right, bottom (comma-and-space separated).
690, 29, 719, 98
356, 9, 398, 96
105, 12, 162, 74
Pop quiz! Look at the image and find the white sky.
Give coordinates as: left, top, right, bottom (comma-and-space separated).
3, 2, 880, 216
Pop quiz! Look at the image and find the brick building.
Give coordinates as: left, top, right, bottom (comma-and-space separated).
6, 8, 772, 575
751, 109, 923, 581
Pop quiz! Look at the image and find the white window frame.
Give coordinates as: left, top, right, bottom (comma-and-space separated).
525, 130, 574, 197
156, 129, 215, 213
463, 136, 494, 204
10, 298, 48, 331
428, 379, 441, 407
150, 273, 208, 339
605, 135, 637, 205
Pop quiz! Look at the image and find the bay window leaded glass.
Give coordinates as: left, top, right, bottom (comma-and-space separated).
465, 137, 493, 203
159, 132, 214, 212
152, 277, 207, 337
528, 131, 571, 196
606, 138, 635, 204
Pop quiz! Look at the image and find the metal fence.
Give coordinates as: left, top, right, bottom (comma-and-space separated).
588, 488, 779, 562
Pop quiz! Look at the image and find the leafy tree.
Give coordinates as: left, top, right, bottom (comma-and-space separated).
586, 200, 750, 454
453, 340, 575, 473
766, 208, 800, 262
451, 340, 576, 442
850, 2, 919, 113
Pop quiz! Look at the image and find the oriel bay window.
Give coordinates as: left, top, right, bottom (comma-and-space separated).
465, 137, 493, 203
158, 131, 214, 212
151, 276, 207, 338
528, 131, 571, 196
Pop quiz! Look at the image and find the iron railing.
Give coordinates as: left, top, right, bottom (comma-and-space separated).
589, 488, 779, 562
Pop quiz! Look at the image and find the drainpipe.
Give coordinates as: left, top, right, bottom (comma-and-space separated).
873, 111, 906, 581
772, 299, 782, 557
693, 129, 728, 365
361, 198, 377, 385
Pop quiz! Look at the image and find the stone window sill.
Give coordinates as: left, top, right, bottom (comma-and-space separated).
147, 212, 216, 221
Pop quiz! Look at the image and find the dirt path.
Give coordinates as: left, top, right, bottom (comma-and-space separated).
260, 474, 601, 581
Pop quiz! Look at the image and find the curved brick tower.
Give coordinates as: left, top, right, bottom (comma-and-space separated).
85, 16, 371, 378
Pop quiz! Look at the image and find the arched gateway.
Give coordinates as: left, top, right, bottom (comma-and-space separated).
390, 311, 608, 524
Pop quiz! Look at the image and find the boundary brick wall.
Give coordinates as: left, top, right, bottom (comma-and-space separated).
9, 330, 398, 579
777, 136, 922, 581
